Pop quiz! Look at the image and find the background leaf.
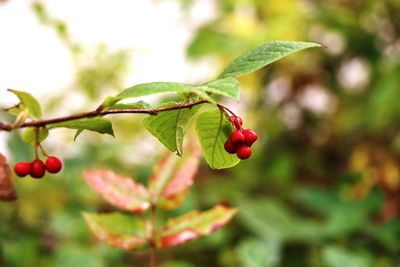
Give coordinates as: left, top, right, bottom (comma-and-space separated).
237, 238, 280, 267
149, 140, 201, 209
7, 89, 42, 119
83, 212, 148, 250
195, 107, 240, 169
83, 169, 150, 213
158, 205, 237, 248
239, 198, 324, 243
322, 246, 372, 267
144, 102, 201, 155
218, 41, 320, 78
21, 127, 49, 146
47, 117, 114, 137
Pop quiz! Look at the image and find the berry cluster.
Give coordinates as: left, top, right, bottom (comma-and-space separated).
224, 116, 258, 160
14, 156, 62, 179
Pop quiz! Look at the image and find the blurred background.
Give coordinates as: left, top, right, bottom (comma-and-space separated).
1, 0, 400, 266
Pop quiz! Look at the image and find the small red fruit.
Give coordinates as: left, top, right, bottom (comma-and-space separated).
224, 140, 237, 154
236, 145, 252, 160
30, 159, 46, 179
230, 130, 245, 145
14, 162, 31, 177
45, 156, 62, 173
230, 116, 243, 129
243, 129, 258, 145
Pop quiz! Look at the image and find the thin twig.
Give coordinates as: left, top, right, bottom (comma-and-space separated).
0, 100, 209, 132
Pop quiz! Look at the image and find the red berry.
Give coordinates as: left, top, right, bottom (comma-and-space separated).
230, 116, 243, 129
224, 139, 237, 154
243, 129, 258, 145
30, 159, 46, 179
230, 130, 245, 145
45, 156, 62, 173
14, 162, 31, 177
236, 145, 252, 160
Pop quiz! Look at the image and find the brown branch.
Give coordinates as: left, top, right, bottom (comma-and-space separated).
0, 100, 209, 132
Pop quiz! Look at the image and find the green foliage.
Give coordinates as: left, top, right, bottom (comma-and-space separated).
237, 239, 278, 267
47, 117, 114, 139
83, 169, 150, 213
195, 107, 240, 169
82, 151, 237, 251
158, 205, 238, 248
4, 1, 400, 266
7, 89, 42, 119
106, 101, 151, 110
202, 77, 240, 101
219, 41, 320, 78
21, 128, 49, 146
114, 82, 217, 105
148, 142, 200, 209
322, 246, 372, 267
144, 103, 200, 156
83, 212, 148, 250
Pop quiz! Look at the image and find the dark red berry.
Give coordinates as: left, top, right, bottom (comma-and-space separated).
236, 145, 252, 160
45, 156, 62, 173
243, 129, 258, 145
230, 116, 243, 129
230, 130, 245, 145
30, 159, 46, 179
224, 140, 237, 154
14, 162, 31, 177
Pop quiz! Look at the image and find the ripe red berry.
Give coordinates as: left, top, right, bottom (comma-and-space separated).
224, 139, 237, 154
230, 130, 245, 145
230, 116, 243, 129
243, 129, 258, 145
45, 156, 62, 173
30, 159, 46, 179
14, 162, 31, 177
236, 145, 252, 160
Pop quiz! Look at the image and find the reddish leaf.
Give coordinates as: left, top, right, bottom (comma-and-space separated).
0, 153, 17, 201
83, 169, 150, 213
83, 212, 148, 250
158, 205, 238, 248
149, 141, 201, 209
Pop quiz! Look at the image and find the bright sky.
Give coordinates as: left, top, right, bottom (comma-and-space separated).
0, 0, 218, 154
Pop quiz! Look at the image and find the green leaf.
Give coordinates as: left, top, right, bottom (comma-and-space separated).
47, 117, 114, 137
322, 246, 372, 267
219, 41, 321, 78
102, 96, 120, 108
157, 205, 237, 248
237, 238, 281, 267
149, 141, 201, 209
239, 199, 324, 243
107, 101, 151, 110
144, 102, 201, 155
8, 89, 42, 119
73, 129, 84, 141
54, 245, 106, 267
195, 107, 240, 169
202, 77, 240, 101
21, 128, 49, 146
115, 82, 216, 105
83, 212, 148, 250
101, 97, 151, 111
83, 169, 150, 213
